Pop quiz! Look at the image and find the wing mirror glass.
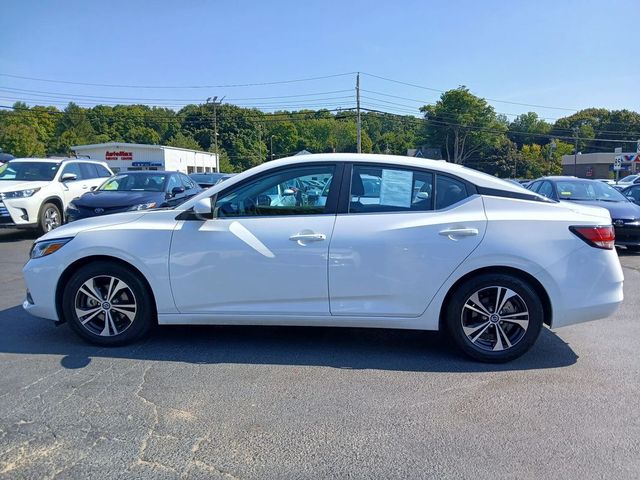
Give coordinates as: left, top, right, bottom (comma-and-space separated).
61, 173, 77, 182
282, 188, 295, 196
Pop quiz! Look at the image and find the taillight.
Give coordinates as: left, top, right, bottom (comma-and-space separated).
569, 225, 615, 250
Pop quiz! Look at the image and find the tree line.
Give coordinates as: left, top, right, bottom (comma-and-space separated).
1, 87, 639, 178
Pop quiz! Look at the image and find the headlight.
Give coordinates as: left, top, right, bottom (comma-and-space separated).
128, 202, 157, 211
30, 238, 73, 259
4, 188, 41, 198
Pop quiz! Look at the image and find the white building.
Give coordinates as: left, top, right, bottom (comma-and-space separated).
72, 142, 219, 174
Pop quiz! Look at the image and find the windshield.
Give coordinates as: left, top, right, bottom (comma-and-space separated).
98, 173, 167, 192
556, 180, 628, 202
0, 161, 60, 181
190, 173, 224, 182
619, 175, 639, 183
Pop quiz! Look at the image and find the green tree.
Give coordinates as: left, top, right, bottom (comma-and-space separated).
508, 112, 552, 147
420, 87, 508, 164
0, 123, 46, 157
167, 131, 202, 150
53, 103, 96, 153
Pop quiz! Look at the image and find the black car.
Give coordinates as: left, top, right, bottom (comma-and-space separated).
621, 184, 640, 206
66, 171, 202, 222
189, 172, 236, 188
527, 176, 640, 250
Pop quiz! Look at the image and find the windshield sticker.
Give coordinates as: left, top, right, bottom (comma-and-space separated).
380, 169, 413, 208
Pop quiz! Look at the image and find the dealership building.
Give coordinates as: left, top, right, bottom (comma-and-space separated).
561, 152, 639, 179
72, 142, 219, 174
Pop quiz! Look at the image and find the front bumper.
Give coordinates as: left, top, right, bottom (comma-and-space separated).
0, 198, 40, 228
613, 221, 640, 246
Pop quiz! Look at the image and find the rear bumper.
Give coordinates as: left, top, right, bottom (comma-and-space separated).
538, 245, 624, 328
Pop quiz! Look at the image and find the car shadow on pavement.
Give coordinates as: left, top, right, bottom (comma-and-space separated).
0, 305, 578, 373
0, 229, 37, 243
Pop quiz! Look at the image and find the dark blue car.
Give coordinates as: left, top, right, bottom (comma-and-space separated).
527, 176, 640, 251
66, 171, 202, 222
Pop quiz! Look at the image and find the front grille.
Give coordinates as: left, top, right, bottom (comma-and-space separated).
77, 205, 129, 216
0, 202, 11, 218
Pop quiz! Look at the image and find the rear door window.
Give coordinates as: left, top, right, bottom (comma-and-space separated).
349, 165, 434, 213
79, 163, 99, 179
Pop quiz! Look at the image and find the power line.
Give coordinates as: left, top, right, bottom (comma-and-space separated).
0, 86, 354, 102
0, 72, 357, 89
360, 71, 580, 112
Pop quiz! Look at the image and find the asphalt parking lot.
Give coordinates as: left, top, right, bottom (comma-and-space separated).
0, 229, 639, 479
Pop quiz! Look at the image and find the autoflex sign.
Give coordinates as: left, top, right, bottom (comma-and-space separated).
105, 151, 133, 161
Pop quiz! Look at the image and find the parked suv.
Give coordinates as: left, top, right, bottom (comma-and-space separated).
0, 158, 112, 234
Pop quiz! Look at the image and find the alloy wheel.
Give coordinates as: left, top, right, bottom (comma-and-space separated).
460, 286, 529, 352
44, 207, 61, 231
74, 275, 137, 336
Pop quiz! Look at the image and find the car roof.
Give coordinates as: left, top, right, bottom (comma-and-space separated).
113, 170, 176, 174
9, 157, 106, 165
537, 176, 595, 182
232, 153, 530, 194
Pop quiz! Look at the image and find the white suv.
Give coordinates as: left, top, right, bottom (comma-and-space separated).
0, 158, 113, 234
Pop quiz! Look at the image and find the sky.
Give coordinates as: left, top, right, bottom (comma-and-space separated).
1, 0, 639, 123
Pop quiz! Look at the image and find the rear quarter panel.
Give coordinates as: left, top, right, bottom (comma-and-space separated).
420, 196, 622, 329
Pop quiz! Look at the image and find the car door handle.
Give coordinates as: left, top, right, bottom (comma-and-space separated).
439, 227, 479, 237
289, 233, 326, 242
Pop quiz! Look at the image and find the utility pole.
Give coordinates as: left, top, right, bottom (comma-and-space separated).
573, 126, 579, 176
270, 135, 274, 161
206, 96, 225, 168
356, 72, 361, 153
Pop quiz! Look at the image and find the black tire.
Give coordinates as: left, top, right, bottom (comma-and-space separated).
445, 273, 544, 363
626, 245, 640, 252
37, 202, 62, 235
62, 261, 154, 346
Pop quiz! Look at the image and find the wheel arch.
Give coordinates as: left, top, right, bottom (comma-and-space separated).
40, 196, 64, 219
439, 266, 553, 330
55, 255, 158, 324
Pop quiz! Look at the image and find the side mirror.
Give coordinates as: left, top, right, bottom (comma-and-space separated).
193, 197, 213, 220
283, 188, 295, 196
90, 186, 98, 191
171, 186, 186, 196
61, 173, 77, 182
416, 192, 429, 200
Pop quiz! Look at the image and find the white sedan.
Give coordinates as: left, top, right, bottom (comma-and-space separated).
22, 154, 623, 362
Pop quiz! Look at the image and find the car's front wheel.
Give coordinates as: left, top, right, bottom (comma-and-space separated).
445, 273, 544, 363
62, 261, 154, 346
38, 202, 62, 235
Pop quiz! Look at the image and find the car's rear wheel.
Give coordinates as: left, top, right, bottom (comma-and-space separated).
62, 261, 154, 346
38, 202, 62, 235
445, 273, 544, 363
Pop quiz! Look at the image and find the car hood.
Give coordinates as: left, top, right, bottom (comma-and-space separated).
563, 199, 640, 220
74, 190, 164, 207
0, 180, 50, 192
37, 211, 148, 242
